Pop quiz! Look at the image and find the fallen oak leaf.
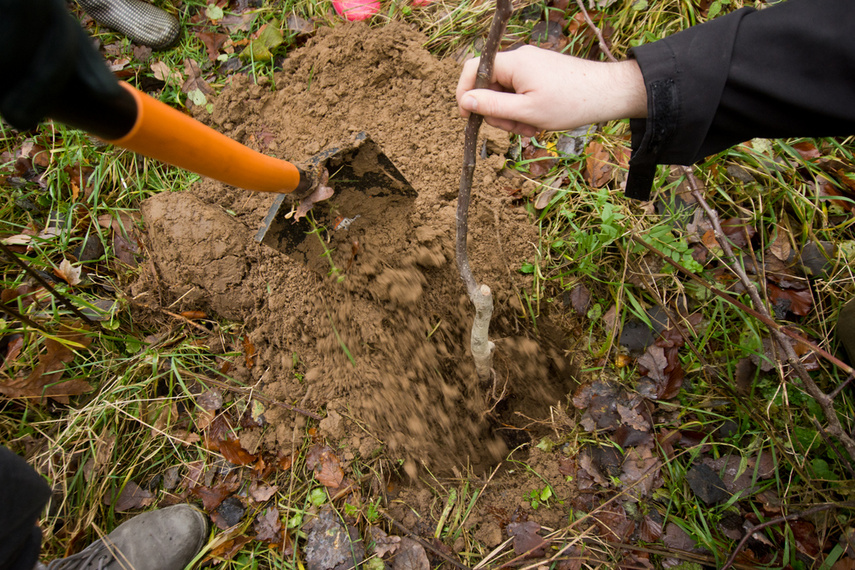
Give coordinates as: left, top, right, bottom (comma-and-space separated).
254, 508, 283, 544
196, 31, 229, 61
217, 438, 258, 466
285, 12, 314, 36
190, 483, 234, 511
369, 526, 401, 558
181, 58, 214, 95
390, 537, 429, 569
54, 259, 82, 286
585, 140, 613, 187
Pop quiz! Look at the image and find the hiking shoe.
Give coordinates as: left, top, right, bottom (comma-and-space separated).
45, 504, 207, 570
76, 0, 180, 49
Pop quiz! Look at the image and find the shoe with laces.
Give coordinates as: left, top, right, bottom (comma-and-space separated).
76, 0, 180, 49
44, 504, 207, 570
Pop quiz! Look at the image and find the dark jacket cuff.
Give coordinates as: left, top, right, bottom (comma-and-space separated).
624, 7, 754, 200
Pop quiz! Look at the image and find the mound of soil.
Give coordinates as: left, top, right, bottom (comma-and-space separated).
134, 21, 577, 480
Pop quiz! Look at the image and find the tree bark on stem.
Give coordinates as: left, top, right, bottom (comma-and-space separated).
456, 0, 512, 380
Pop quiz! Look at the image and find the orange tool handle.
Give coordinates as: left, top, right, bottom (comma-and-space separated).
107, 82, 301, 193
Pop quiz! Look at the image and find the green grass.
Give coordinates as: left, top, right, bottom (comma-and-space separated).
2, 0, 855, 568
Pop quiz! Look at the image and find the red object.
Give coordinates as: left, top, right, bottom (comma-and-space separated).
332, 0, 380, 20
412, 0, 434, 5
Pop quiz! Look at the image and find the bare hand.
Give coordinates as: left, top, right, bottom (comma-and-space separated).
456, 45, 647, 136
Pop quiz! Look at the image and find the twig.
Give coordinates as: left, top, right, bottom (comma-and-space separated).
0, 241, 94, 325
380, 510, 472, 570
456, 0, 512, 380
720, 502, 855, 570
129, 298, 215, 335
573, 0, 618, 62
0, 300, 47, 332
679, 166, 855, 461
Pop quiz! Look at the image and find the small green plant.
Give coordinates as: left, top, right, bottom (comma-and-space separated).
527, 485, 553, 510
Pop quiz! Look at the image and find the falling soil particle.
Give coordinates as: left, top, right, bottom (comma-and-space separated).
135, 21, 577, 476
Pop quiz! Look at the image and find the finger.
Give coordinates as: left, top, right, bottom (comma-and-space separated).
483, 116, 538, 137
458, 88, 537, 128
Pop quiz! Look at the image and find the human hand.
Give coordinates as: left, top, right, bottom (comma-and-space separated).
456, 45, 647, 136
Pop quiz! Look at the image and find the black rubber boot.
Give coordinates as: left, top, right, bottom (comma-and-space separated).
837, 298, 855, 364
44, 504, 207, 570
76, 0, 180, 49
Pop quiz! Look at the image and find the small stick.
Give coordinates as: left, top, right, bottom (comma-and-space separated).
456, 0, 512, 379
573, 0, 618, 62
0, 240, 94, 325
128, 298, 213, 335
0, 300, 47, 332
720, 502, 855, 570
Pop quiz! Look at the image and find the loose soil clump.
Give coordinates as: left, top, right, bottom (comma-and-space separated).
134, 21, 576, 479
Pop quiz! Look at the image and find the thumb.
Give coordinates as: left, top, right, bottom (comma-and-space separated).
459, 89, 530, 125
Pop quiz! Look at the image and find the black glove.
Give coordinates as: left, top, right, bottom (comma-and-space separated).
0, 0, 133, 138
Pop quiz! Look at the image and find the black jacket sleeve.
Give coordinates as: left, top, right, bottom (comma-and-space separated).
625, 0, 855, 200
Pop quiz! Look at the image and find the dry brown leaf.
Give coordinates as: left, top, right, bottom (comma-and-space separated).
106, 481, 155, 511
196, 31, 229, 61
585, 140, 613, 187
534, 187, 558, 210
0, 325, 93, 404
369, 526, 401, 558
206, 534, 252, 562
191, 483, 233, 511
295, 171, 334, 221
254, 508, 283, 543
620, 446, 661, 498
181, 58, 214, 95
151, 61, 183, 84
221, 13, 256, 33
0, 335, 24, 373
242, 336, 256, 368
54, 259, 82, 286
218, 438, 258, 466
637, 345, 667, 383
285, 13, 314, 35
768, 228, 792, 262
197, 388, 223, 411
249, 482, 279, 502
594, 505, 635, 542
768, 283, 813, 316
507, 521, 546, 558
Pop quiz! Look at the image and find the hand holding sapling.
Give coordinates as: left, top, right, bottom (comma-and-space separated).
456, 45, 647, 137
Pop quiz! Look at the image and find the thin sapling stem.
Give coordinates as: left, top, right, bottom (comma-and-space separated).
456, 0, 512, 380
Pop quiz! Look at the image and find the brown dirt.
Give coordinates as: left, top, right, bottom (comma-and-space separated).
134, 21, 578, 490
